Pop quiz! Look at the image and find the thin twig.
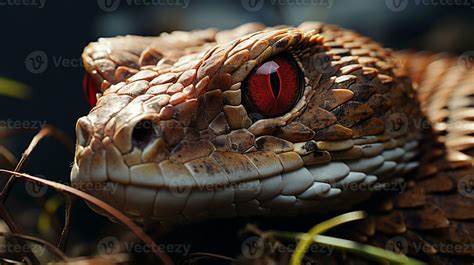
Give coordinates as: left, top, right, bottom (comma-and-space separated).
0, 232, 69, 261
0, 126, 74, 202
0, 127, 73, 264
0, 169, 175, 265
180, 252, 236, 265
57, 195, 72, 251
0, 205, 40, 265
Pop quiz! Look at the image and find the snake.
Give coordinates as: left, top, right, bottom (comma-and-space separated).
70, 22, 474, 264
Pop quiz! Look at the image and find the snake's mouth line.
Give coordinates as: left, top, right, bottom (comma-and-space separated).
65, 21, 474, 263
71, 132, 420, 223
71, 23, 433, 224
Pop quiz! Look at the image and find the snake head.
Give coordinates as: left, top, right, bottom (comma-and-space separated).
71, 22, 423, 223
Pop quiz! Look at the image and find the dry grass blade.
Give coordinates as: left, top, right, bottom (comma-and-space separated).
51, 253, 129, 265
0, 169, 175, 265
0, 126, 75, 262
0, 146, 18, 167
0, 257, 24, 264
179, 252, 236, 265
0, 232, 69, 261
57, 195, 72, 251
1, 126, 74, 203
0, 204, 41, 265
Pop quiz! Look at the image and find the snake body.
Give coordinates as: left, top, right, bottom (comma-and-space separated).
71, 22, 474, 263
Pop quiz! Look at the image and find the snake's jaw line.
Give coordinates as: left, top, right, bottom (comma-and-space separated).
71, 22, 427, 224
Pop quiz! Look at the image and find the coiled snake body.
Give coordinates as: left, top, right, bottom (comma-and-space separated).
71, 22, 474, 263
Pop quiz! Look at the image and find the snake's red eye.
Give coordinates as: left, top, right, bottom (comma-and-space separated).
82, 73, 99, 107
242, 53, 303, 119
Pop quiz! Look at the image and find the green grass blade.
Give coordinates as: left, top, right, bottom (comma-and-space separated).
0, 77, 31, 99
271, 231, 426, 265
289, 211, 366, 265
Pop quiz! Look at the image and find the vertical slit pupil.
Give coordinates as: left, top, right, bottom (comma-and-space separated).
269, 71, 280, 99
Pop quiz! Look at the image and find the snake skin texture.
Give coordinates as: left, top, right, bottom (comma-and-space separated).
71, 22, 474, 263
352, 52, 474, 265
275, 53, 474, 265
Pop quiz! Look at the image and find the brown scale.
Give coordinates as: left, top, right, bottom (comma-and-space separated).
79, 22, 473, 263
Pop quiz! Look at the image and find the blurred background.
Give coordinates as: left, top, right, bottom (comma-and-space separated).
0, 0, 473, 261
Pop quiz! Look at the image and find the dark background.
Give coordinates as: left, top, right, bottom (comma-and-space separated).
0, 0, 473, 260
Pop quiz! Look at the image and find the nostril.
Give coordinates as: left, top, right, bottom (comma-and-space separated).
132, 119, 158, 149
76, 118, 93, 147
